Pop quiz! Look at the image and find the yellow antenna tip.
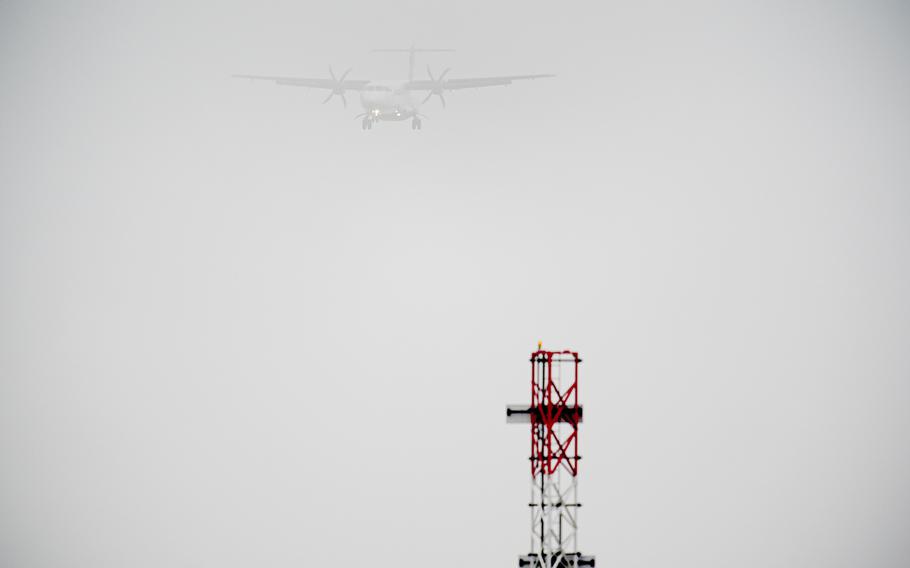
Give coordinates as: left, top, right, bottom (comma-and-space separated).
538, 340, 542, 350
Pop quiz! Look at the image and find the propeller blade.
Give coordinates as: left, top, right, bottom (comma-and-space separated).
322, 92, 334, 104
339, 68, 352, 82
439, 93, 446, 108
341, 94, 347, 108
439, 68, 451, 81
422, 92, 433, 104
426, 64, 435, 82
329, 66, 336, 81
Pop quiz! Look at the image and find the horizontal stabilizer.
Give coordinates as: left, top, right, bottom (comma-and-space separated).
371, 48, 455, 53
372, 46, 455, 80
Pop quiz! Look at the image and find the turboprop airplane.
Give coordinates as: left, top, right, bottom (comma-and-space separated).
234, 46, 554, 130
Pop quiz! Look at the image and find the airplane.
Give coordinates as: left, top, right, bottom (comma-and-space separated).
234, 46, 554, 130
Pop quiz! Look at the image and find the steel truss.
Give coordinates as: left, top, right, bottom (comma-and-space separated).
508, 348, 594, 568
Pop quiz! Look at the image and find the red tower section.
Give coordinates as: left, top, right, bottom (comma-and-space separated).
530, 349, 582, 478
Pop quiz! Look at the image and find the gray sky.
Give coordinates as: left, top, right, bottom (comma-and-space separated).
2, 1, 910, 567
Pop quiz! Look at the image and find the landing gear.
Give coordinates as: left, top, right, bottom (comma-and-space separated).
411, 117, 422, 130
361, 117, 373, 130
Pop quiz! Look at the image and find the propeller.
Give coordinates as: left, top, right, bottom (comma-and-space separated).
421, 65, 451, 108
322, 66, 352, 108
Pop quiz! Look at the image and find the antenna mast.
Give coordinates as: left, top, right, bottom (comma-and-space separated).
506, 346, 596, 568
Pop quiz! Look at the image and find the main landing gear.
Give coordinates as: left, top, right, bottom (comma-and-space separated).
361, 117, 373, 130
411, 117, 422, 130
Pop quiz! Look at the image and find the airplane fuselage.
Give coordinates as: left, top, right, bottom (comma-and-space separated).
359, 81, 419, 122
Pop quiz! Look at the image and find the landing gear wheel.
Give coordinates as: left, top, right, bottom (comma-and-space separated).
362, 117, 370, 130
412, 117, 422, 130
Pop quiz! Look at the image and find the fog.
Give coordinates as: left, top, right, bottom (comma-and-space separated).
2, 1, 909, 567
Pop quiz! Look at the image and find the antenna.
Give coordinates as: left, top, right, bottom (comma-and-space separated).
507, 347, 596, 568
371, 44, 455, 81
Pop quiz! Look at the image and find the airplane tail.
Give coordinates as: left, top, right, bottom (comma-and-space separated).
371, 46, 455, 81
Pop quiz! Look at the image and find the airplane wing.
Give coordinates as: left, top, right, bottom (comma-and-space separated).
233, 74, 372, 90
406, 74, 554, 91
